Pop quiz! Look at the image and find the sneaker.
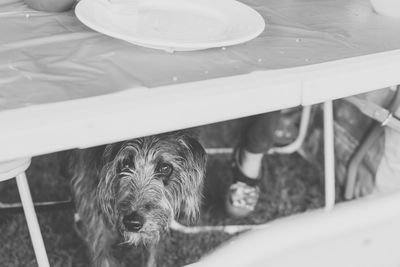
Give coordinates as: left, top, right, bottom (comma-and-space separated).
225, 150, 261, 218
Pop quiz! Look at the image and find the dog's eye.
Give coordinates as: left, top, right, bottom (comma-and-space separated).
156, 163, 173, 177
119, 156, 134, 172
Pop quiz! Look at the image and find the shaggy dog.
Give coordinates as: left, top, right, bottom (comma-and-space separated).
69, 131, 206, 267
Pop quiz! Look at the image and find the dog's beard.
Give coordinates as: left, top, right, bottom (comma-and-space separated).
118, 205, 172, 246
121, 221, 163, 247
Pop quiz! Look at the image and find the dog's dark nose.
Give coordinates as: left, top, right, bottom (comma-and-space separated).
123, 212, 144, 232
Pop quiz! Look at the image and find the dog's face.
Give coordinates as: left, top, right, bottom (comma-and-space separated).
97, 132, 206, 246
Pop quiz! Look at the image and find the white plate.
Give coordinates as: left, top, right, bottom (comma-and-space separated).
75, 0, 265, 51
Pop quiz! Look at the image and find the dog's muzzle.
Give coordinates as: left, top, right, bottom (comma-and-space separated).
123, 212, 144, 232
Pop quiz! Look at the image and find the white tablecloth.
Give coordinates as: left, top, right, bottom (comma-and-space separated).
1, 0, 400, 161
2, 0, 400, 110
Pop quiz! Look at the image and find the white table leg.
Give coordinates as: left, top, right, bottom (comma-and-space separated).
15, 172, 50, 267
323, 100, 335, 211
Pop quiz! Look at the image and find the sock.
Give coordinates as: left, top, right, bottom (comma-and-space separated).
238, 149, 263, 179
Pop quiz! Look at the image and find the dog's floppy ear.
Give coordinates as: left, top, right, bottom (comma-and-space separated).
178, 134, 207, 223
97, 167, 118, 228
96, 145, 120, 229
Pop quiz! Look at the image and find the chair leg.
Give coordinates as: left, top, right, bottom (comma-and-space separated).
268, 105, 312, 155
15, 172, 50, 267
323, 100, 336, 211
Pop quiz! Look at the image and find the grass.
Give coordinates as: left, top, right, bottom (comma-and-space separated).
0, 116, 325, 267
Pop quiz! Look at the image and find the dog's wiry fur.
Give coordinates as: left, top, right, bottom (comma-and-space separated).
69, 132, 206, 267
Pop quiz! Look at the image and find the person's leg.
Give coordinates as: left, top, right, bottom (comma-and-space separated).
240, 111, 281, 176
226, 111, 280, 217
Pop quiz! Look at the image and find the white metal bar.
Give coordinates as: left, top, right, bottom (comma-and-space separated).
268, 106, 311, 155
171, 220, 259, 235
206, 106, 312, 156
15, 172, 50, 267
323, 101, 335, 211
205, 147, 233, 155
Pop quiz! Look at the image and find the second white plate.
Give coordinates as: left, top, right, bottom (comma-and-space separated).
75, 0, 265, 51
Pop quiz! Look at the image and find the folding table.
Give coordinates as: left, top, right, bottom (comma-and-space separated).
2, 0, 400, 266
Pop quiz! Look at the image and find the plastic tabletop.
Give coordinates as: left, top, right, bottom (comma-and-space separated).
1, 0, 400, 161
